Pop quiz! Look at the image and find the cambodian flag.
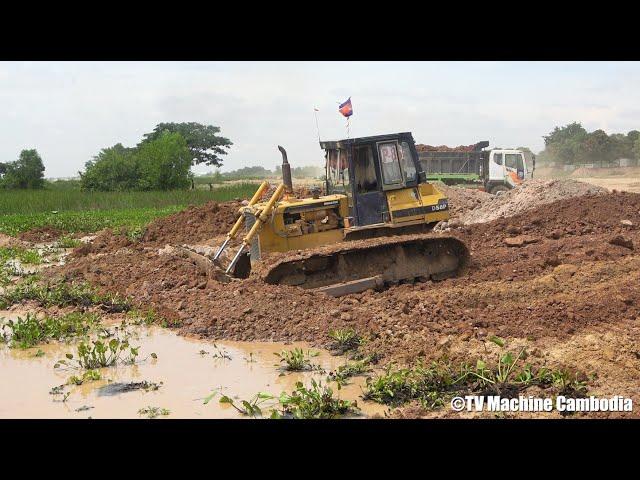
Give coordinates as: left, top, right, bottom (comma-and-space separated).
338, 97, 353, 117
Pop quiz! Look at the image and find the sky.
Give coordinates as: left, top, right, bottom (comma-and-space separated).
1, 61, 640, 178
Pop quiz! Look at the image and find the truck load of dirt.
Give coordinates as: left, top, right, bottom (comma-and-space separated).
458, 179, 607, 225
141, 201, 241, 246
415, 144, 476, 153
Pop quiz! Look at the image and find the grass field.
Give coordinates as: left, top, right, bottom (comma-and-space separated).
0, 183, 258, 236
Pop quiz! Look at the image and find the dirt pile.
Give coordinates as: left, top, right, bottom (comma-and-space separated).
18, 227, 64, 243
415, 144, 477, 152
141, 201, 241, 246
458, 179, 607, 225
436, 184, 491, 218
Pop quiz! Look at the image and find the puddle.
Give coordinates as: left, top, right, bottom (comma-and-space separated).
0, 312, 388, 419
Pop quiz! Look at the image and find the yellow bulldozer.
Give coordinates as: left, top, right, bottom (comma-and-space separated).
213, 132, 468, 296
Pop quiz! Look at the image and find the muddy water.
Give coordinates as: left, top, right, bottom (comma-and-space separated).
0, 312, 388, 419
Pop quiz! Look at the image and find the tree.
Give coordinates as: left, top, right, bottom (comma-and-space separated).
141, 122, 232, 167
1, 149, 46, 189
80, 134, 192, 191
79, 144, 139, 191
135, 132, 192, 190
542, 122, 588, 165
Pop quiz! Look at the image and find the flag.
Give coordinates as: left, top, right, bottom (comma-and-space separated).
338, 97, 353, 117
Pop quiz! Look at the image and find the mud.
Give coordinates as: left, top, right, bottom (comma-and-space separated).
14, 179, 640, 417
0, 317, 385, 418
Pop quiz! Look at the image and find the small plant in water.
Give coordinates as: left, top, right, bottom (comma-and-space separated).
1, 312, 100, 349
55, 337, 151, 371
274, 348, 320, 371
327, 357, 373, 387
271, 379, 360, 419
67, 369, 102, 386
328, 328, 362, 353
219, 393, 275, 418
138, 406, 170, 419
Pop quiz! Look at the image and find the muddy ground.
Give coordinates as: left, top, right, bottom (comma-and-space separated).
26, 180, 640, 418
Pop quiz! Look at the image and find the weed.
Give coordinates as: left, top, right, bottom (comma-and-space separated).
55, 337, 150, 370
56, 236, 82, 249
34, 349, 45, 357
328, 357, 372, 387
1, 312, 100, 348
211, 344, 232, 360
0, 279, 130, 311
364, 341, 590, 409
219, 393, 275, 418
126, 308, 157, 326
0, 247, 43, 265
49, 384, 70, 402
272, 379, 360, 419
274, 348, 320, 371
328, 328, 361, 353
138, 406, 170, 419
67, 369, 102, 385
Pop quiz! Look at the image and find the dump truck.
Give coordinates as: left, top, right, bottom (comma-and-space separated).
417, 141, 535, 194
212, 132, 469, 296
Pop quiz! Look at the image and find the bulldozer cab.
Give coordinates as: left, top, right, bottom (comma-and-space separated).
322, 132, 423, 226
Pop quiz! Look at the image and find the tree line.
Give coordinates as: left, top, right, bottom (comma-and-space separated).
79, 122, 232, 191
537, 122, 640, 166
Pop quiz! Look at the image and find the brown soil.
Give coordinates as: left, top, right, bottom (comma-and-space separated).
18, 227, 64, 243
39, 180, 640, 418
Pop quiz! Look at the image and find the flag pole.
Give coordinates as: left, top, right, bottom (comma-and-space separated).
313, 107, 321, 142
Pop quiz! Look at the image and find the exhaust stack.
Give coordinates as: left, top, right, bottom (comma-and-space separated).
278, 145, 293, 194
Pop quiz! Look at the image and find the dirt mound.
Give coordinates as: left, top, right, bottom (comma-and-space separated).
415, 144, 477, 152
436, 184, 491, 218
458, 179, 607, 225
18, 227, 63, 243
141, 201, 241, 246
0, 233, 31, 249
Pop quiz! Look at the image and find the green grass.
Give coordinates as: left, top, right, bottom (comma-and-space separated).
0, 247, 43, 265
0, 183, 258, 236
1, 312, 100, 349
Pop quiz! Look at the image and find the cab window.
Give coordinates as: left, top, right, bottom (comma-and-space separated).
378, 142, 403, 185
400, 142, 417, 183
493, 153, 503, 165
325, 149, 350, 194
353, 145, 377, 193
505, 153, 523, 170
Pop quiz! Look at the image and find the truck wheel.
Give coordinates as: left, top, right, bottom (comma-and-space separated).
490, 185, 510, 195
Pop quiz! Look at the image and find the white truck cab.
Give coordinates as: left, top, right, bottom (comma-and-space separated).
485, 149, 534, 194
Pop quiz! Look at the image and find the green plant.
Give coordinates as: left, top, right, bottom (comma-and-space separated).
363, 341, 591, 409
138, 406, 170, 419
55, 337, 149, 370
274, 348, 320, 371
67, 369, 102, 385
1, 312, 100, 348
271, 379, 360, 419
219, 393, 275, 418
0, 279, 130, 311
328, 328, 361, 353
56, 235, 82, 249
0, 246, 43, 265
328, 357, 372, 387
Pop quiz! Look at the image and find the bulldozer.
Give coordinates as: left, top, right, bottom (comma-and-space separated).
213, 132, 469, 296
